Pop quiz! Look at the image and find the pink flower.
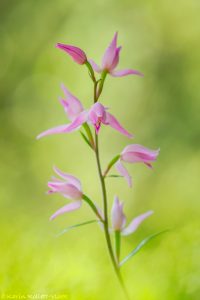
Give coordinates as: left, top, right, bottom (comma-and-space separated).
56, 43, 87, 65
115, 144, 160, 187
89, 32, 143, 77
48, 166, 83, 220
37, 91, 133, 139
111, 196, 153, 235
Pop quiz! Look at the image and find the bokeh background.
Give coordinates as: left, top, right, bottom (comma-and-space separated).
1, 0, 200, 299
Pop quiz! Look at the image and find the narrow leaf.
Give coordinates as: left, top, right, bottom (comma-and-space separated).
56, 220, 99, 237
106, 174, 123, 178
103, 154, 120, 177
82, 123, 95, 148
80, 131, 93, 149
82, 194, 104, 222
120, 229, 169, 267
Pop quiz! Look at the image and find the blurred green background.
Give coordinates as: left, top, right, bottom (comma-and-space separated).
0, 0, 200, 299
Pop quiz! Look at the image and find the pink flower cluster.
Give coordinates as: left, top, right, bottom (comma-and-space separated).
38, 33, 160, 247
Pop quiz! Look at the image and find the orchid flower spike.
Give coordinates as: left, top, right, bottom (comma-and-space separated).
89, 32, 143, 77
37, 92, 133, 139
56, 43, 87, 65
111, 196, 153, 236
115, 144, 160, 187
48, 166, 83, 220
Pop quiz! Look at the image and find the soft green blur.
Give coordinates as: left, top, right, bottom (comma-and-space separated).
0, 1, 200, 299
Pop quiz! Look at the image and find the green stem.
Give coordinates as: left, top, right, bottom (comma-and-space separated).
115, 230, 121, 264
95, 128, 130, 300
88, 68, 130, 299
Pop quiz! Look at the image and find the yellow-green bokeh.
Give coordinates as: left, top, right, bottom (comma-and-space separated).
0, 0, 200, 299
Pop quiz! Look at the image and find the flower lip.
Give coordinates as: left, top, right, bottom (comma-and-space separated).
88, 102, 107, 133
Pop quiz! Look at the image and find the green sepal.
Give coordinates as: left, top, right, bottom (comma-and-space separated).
119, 229, 169, 267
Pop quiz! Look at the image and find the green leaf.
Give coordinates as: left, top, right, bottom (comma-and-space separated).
103, 155, 120, 177
82, 123, 95, 148
80, 131, 93, 149
106, 174, 123, 178
120, 229, 169, 267
56, 220, 99, 237
82, 194, 104, 222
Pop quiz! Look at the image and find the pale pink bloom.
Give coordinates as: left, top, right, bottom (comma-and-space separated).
89, 32, 143, 77
111, 196, 153, 236
48, 166, 83, 221
37, 101, 133, 139
56, 43, 87, 64
59, 84, 84, 121
116, 144, 160, 187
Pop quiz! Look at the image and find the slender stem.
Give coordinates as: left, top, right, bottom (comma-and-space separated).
89, 69, 130, 299
94, 134, 117, 268
95, 134, 130, 299
115, 230, 121, 264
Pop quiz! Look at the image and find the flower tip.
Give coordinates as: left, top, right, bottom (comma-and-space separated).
55, 43, 61, 49
128, 133, 134, 139
114, 31, 118, 40
49, 215, 54, 221
36, 134, 41, 140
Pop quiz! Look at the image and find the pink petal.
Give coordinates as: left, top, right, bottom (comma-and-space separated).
115, 160, 132, 188
122, 211, 154, 236
105, 112, 133, 138
62, 110, 88, 133
53, 166, 81, 190
121, 144, 160, 164
110, 69, 144, 77
109, 46, 121, 71
102, 32, 118, 70
111, 196, 126, 231
37, 124, 69, 140
88, 59, 102, 73
60, 84, 84, 121
56, 44, 87, 65
48, 182, 82, 200
50, 200, 82, 221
